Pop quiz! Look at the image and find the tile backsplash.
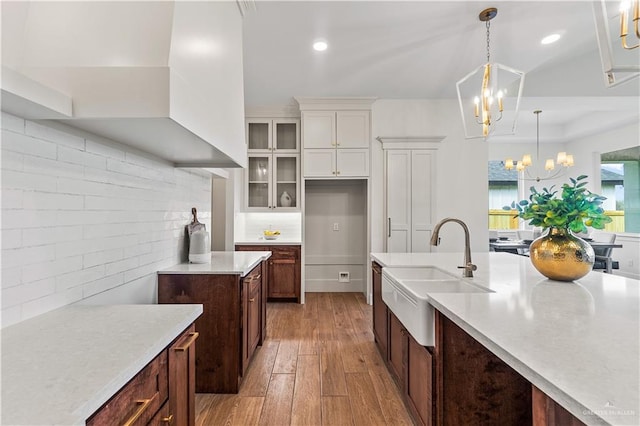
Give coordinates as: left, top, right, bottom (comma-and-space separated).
234, 212, 302, 242
1, 112, 211, 327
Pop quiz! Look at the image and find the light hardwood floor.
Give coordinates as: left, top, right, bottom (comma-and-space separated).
195, 292, 415, 426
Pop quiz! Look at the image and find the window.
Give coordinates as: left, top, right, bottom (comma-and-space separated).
488, 160, 518, 230
601, 147, 640, 233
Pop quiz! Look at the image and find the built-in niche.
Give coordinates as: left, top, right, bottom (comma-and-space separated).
304, 180, 367, 292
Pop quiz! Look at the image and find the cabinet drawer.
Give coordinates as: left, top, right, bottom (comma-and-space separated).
244, 264, 262, 282
271, 246, 300, 260
87, 350, 168, 426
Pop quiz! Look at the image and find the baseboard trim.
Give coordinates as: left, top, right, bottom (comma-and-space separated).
305, 279, 364, 292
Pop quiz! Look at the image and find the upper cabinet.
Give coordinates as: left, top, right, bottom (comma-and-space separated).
296, 98, 375, 179
0, 1, 246, 168
247, 119, 299, 153
245, 118, 300, 210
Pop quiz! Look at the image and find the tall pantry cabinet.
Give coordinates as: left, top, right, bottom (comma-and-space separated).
378, 137, 443, 253
296, 97, 375, 296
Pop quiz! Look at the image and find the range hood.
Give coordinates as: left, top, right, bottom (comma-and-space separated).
1, 1, 247, 168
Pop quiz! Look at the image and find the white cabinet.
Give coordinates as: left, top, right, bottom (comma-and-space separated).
245, 118, 300, 210
301, 110, 370, 177
303, 148, 369, 177
246, 119, 299, 152
385, 149, 435, 253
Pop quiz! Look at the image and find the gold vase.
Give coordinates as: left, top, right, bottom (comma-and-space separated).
529, 227, 595, 282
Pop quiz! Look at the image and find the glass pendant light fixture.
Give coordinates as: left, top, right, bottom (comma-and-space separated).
504, 110, 574, 182
456, 7, 525, 139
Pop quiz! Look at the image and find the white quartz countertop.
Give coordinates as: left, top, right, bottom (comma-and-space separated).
234, 238, 302, 245
158, 251, 272, 276
1, 304, 203, 425
371, 252, 639, 426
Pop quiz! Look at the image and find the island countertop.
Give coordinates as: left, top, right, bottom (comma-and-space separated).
158, 251, 272, 276
1, 304, 203, 426
371, 251, 639, 426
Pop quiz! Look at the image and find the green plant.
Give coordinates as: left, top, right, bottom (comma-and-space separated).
503, 175, 612, 233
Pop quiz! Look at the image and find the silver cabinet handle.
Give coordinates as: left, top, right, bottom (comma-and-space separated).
388, 218, 391, 238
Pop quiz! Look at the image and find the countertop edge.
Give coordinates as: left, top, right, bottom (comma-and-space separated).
77, 305, 204, 422
234, 240, 301, 245
426, 297, 601, 425
158, 251, 272, 276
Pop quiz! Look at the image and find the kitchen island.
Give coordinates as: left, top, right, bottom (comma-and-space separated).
1, 304, 202, 425
158, 250, 272, 393
371, 251, 639, 425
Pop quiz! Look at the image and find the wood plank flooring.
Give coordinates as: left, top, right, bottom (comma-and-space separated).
195, 292, 414, 426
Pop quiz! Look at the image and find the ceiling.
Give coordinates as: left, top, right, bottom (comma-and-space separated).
241, 1, 640, 142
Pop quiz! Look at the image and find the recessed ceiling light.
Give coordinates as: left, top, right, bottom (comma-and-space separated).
313, 40, 328, 51
541, 33, 561, 45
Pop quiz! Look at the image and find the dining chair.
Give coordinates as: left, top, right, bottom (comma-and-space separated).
591, 231, 617, 274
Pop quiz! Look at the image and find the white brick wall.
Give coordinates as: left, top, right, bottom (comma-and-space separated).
1, 112, 212, 327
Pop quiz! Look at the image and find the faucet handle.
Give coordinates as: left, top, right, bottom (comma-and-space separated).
457, 262, 478, 277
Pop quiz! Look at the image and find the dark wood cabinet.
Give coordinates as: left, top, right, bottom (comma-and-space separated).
87, 350, 168, 426
158, 263, 265, 393
436, 311, 531, 425
87, 324, 197, 426
168, 324, 198, 426
236, 244, 301, 302
388, 311, 405, 387
243, 265, 262, 374
387, 311, 433, 426
406, 333, 433, 426
372, 261, 388, 359
532, 386, 585, 426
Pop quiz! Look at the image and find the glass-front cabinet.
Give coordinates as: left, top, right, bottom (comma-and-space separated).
247, 119, 299, 152
245, 118, 300, 210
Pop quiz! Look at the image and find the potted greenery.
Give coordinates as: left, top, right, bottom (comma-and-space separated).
504, 175, 612, 281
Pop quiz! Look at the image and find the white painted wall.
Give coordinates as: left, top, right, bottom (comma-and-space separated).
371, 99, 489, 254
1, 112, 211, 327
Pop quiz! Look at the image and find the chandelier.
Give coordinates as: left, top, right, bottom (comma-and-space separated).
593, 0, 640, 87
504, 110, 574, 182
456, 7, 525, 139
620, 0, 639, 49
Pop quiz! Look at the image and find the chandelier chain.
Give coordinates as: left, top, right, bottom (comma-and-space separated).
486, 20, 491, 63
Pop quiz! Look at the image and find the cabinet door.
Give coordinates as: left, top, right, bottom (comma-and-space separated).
411, 151, 434, 253
269, 246, 300, 300
273, 119, 300, 152
169, 324, 198, 426
336, 111, 369, 148
273, 154, 299, 209
246, 120, 272, 152
372, 262, 388, 359
302, 111, 335, 148
337, 149, 369, 177
388, 312, 405, 387
246, 155, 272, 209
247, 276, 261, 358
406, 334, 433, 426
304, 149, 336, 177
386, 150, 412, 252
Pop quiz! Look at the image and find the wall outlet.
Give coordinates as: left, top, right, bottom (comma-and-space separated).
333, 222, 339, 231
628, 259, 634, 267
338, 272, 350, 283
